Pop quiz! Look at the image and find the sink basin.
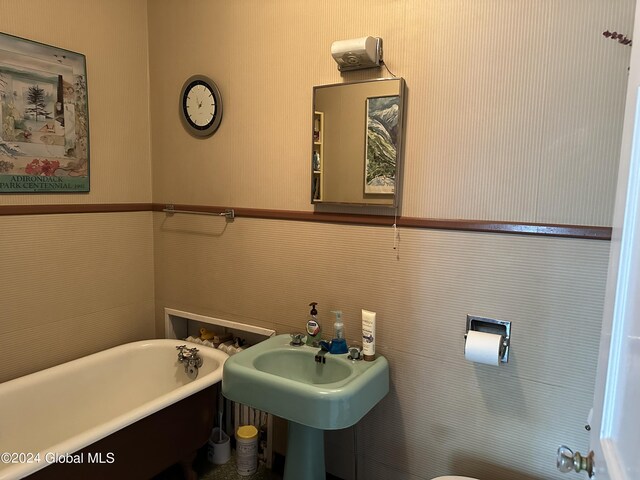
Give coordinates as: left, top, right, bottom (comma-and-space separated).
222, 334, 389, 430
253, 349, 353, 384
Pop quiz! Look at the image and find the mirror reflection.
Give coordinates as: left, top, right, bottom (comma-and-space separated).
312, 78, 405, 206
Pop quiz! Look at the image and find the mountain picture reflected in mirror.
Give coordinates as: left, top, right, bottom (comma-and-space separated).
312, 77, 405, 207
364, 95, 399, 194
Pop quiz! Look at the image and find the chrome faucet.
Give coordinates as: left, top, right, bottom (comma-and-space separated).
176, 345, 203, 379
348, 346, 363, 361
290, 333, 305, 346
315, 342, 329, 364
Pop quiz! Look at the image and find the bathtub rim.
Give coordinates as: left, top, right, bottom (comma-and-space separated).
0, 338, 227, 480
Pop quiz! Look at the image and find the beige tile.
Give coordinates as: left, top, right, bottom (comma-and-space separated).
0, 213, 155, 335
0, 300, 155, 383
0, 213, 155, 381
152, 212, 607, 478
357, 348, 592, 479
154, 214, 608, 390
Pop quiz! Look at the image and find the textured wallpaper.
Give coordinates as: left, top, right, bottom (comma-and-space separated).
149, 0, 633, 226
148, 1, 632, 479
0, 2, 630, 480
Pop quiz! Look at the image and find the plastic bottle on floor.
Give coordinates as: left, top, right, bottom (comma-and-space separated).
236, 425, 258, 476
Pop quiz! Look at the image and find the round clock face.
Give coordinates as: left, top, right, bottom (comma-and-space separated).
180, 75, 223, 137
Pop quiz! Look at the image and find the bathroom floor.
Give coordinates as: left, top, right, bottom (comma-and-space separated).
198, 452, 281, 480
153, 447, 281, 480
197, 456, 343, 480
154, 449, 343, 480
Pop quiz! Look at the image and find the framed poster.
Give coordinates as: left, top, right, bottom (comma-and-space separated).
0, 32, 89, 193
364, 95, 399, 195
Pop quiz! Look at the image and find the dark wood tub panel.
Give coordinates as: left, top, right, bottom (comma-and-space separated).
27, 385, 216, 480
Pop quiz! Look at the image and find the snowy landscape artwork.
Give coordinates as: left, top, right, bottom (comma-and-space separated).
0, 32, 89, 193
364, 95, 399, 195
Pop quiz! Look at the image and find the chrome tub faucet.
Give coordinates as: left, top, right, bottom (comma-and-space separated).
176, 345, 203, 379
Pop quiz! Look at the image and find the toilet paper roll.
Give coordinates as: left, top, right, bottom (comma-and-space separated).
464, 331, 503, 366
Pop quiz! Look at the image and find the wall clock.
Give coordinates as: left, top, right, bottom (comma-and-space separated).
179, 75, 223, 137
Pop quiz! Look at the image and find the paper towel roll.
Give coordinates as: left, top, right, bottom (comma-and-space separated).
464, 331, 503, 366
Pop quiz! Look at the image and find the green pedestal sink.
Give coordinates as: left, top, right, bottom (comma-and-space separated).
222, 334, 389, 479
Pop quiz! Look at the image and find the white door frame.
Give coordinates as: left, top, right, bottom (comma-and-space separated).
589, 1, 640, 478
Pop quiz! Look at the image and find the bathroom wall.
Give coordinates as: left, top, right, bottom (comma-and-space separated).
0, 0, 155, 382
0, 1, 624, 477
149, 1, 634, 479
148, 0, 632, 226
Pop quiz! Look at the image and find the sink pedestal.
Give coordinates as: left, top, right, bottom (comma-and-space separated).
283, 421, 325, 480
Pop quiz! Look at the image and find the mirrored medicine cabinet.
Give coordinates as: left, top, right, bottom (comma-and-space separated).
311, 77, 406, 207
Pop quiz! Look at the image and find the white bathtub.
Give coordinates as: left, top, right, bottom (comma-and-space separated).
0, 339, 227, 479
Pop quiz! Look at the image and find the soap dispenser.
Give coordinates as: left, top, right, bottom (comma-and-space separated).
305, 302, 322, 346
332, 310, 344, 339
329, 310, 348, 354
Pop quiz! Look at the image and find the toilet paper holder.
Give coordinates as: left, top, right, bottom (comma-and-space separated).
465, 315, 511, 363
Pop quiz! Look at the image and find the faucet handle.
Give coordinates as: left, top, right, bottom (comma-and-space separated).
176, 344, 187, 360
348, 346, 363, 360
176, 345, 199, 360
290, 333, 305, 346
